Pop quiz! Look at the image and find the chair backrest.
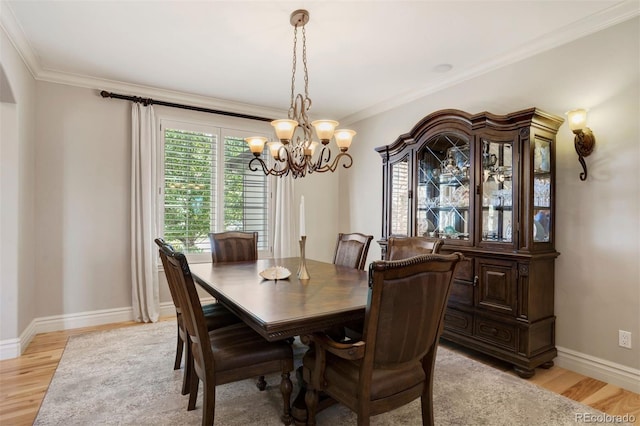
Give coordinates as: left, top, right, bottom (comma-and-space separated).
333, 232, 374, 270
363, 253, 462, 369
209, 231, 258, 263
155, 238, 183, 314
386, 236, 444, 260
158, 241, 215, 372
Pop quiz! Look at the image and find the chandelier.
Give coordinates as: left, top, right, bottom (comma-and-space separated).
244, 9, 355, 179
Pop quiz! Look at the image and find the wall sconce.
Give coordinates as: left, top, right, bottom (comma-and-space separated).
566, 108, 596, 181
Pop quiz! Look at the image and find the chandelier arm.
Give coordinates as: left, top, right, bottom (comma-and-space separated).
291, 146, 308, 175
314, 145, 332, 169
272, 150, 291, 177
278, 143, 304, 177
315, 153, 354, 173
249, 156, 291, 177
248, 157, 271, 175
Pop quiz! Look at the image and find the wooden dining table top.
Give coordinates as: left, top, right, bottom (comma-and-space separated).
189, 257, 369, 341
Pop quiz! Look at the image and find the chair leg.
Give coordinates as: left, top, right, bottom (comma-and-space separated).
256, 375, 267, 391
420, 386, 435, 426
356, 415, 371, 426
356, 400, 371, 426
188, 371, 199, 411
304, 387, 318, 426
279, 371, 293, 425
174, 324, 183, 370
201, 378, 216, 426
182, 342, 193, 396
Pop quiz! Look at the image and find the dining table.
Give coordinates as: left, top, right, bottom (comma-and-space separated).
189, 257, 369, 342
189, 256, 370, 425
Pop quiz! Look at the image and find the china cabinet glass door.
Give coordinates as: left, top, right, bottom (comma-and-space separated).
416, 133, 471, 240
389, 156, 410, 236
481, 139, 513, 243
533, 138, 551, 242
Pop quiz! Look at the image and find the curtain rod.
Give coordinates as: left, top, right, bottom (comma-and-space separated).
100, 90, 273, 122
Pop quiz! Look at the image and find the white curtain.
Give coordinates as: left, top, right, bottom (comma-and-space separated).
273, 175, 295, 258
131, 103, 160, 322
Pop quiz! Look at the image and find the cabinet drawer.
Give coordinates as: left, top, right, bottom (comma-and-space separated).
444, 308, 473, 335
474, 318, 517, 350
449, 279, 473, 306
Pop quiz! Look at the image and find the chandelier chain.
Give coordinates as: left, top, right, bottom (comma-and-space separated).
289, 25, 299, 117
302, 25, 309, 100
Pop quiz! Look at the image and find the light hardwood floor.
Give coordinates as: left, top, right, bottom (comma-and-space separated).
1, 318, 638, 425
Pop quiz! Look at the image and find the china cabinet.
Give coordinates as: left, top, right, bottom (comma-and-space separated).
376, 108, 563, 377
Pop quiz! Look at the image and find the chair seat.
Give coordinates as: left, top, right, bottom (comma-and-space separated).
210, 323, 293, 372
202, 303, 241, 330
303, 349, 425, 401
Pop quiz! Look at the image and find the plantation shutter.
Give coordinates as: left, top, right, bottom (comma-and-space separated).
163, 127, 217, 254
222, 133, 270, 251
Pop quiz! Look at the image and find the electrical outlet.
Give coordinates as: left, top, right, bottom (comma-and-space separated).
619, 330, 632, 349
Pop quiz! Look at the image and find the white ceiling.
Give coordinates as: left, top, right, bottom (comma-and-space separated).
2, 1, 638, 122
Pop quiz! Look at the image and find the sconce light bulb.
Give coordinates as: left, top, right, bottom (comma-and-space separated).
567, 109, 588, 132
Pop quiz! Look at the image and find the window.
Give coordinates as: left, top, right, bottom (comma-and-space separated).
159, 119, 272, 261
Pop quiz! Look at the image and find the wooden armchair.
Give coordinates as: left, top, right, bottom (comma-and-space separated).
333, 232, 374, 270
209, 231, 258, 263
386, 236, 444, 260
159, 243, 294, 425
303, 252, 463, 426
155, 238, 240, 396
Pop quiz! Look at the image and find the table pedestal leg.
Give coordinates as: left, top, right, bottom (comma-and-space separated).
291, 366, 336, 425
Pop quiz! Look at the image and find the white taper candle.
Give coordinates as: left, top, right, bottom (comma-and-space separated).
300, 196, 306, 238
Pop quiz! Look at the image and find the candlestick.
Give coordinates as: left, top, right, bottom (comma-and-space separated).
299, 195, 306, 238
298, 236, 310, 280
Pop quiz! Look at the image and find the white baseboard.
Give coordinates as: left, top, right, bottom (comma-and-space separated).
0, 336, 21, 360
0, 298, 215, 361
556, 346, 640, 394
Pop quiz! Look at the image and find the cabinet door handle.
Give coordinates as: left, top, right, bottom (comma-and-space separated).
473, 275, 479, 286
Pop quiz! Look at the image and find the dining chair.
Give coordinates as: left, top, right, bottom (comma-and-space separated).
333, 232, 374, 270
331, 232, 373, 342
303, 252, 463, 426
155, 238, 241, 396
209, 231, 258, 263
159, 243, 294, 426
208, 230, 275, 389
386, 236, 444, 260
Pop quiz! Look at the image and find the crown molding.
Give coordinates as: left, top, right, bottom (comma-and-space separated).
340, 0, 640, 125
0, 0, 40, 78
36, 67, 287, 120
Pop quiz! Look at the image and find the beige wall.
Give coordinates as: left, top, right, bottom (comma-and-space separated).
0, 26, 37, 340
296, 172, 340, 263
33, 82, 133, 316
342, 18, 640, 370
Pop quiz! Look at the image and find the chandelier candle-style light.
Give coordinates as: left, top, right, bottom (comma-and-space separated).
244, 9, 356, 179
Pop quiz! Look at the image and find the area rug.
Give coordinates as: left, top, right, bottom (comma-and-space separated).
35, 321, 614, 425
